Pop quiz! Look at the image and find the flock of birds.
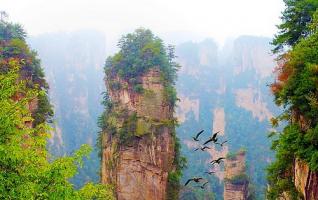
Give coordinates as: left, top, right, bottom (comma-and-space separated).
184, 130, 228, 189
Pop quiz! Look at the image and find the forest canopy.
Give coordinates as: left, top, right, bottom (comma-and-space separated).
0, 16, 114, 199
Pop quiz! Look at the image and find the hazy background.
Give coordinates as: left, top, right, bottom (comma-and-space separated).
2, 1, 285, 199
2, 0, 284, 51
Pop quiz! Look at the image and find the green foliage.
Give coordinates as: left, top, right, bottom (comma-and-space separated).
0, 20, 26, 41
118, 112, 137, 145
97, 92, 138, 146
136, 118, 151, 136
105, 28, 175, 80
226, 149, 246, 160
132, 83, 144, 93
172, 130, 187, 171
268, 4, 318, 198
167, 170, 182, 200
0, 60, 114, 199
224, 150, 249, 186
164, 84, 179, 107
167, 129, 187, 200
0, 19, 53, 125
272, 0, 318, 53
226, 152, 237, 160
143, 89, 155, 97
274, 33, 318, 119
33, 90, 54, 125
104, 28, 180, 102
78, 182, 114, 200
97, 92, 116, 159
267, 122, 306, 199
225, 174, 249, 185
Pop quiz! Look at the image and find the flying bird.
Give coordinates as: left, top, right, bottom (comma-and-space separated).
192, 130, 204, 141
210, 157, 225, 165
196, 181, 209, 189
184, 177, 203, 186
203, 131, 219, 145
205, 171, 216, 175
194, 146, 211, 151
216, 140, 228, 147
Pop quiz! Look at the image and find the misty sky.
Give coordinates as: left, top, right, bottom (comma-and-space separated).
2, 0, 284, 46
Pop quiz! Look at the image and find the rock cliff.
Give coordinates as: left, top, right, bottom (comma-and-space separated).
290, 112, 318, 200
224, 150, 248, 200
294, 159, 318, 199
175, 36, 276, 199
101, 68, 176, 200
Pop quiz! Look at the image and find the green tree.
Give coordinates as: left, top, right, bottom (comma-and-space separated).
0, 59, 114, 199
268, 3, 318, 199
0, 19, 52, 125
105, 28, 180, 98
272, 0, 318, 53
0, 16, 114, 199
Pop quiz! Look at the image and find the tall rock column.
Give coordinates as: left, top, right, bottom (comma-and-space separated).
294, 158, 318, 199
99, 29, 181, 200
101, 69, 175, 200
224, 150, 249, 200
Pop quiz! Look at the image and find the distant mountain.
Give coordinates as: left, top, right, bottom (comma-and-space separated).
176, 36, 279, 199
29, 32, 278, 199
28, 30, 106, 186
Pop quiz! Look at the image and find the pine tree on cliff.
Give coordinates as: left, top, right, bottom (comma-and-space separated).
267, 2, 318, 199
0, 15, 114, 199
272, 0, 318, 53
99, 28, 186, 200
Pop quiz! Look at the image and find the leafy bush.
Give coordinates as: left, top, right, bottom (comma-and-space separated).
133, 84, 144, 93
164, 85, 178, 107
118, 112, 137, 145
104, 28, 180, 94
226, 174, 249, 185
226, 152, 237, 160
167, 170, 182, 200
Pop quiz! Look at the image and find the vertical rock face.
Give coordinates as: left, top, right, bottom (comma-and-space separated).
294, 159, 318, 200
176, 36, 276, 199
101, 68, 175, 200
290, 113, 318, 200
224, 151, 248, 200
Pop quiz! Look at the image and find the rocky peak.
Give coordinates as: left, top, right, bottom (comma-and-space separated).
107, 68, 170, 120
224, 150, 248, 200
101, 68, 176, 200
